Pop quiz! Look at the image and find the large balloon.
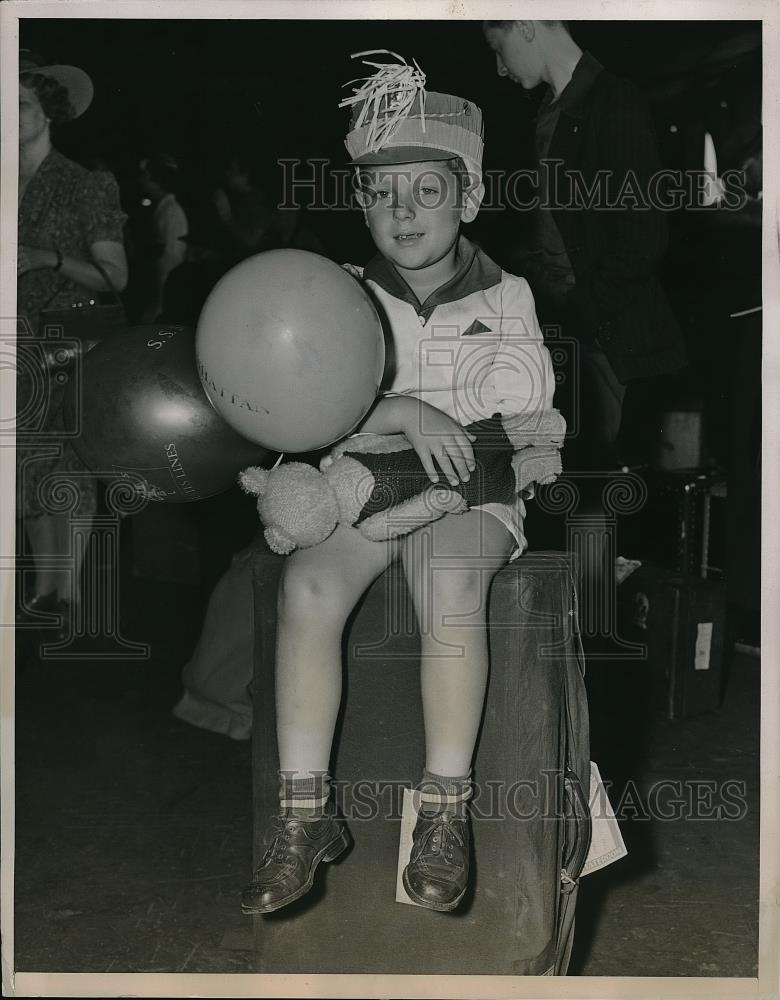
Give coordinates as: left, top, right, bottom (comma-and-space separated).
63, 325, 267, 503
195, 250, 385, 452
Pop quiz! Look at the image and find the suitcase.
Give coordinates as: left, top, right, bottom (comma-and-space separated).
251, 548, 591, 975
617, 565, 726, 719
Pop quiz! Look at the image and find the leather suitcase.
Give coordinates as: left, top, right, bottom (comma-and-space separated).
251, 549, 591, 975
617, 565, 726, 719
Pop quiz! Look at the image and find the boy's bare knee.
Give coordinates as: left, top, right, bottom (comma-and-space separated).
431, 566, 494, 615
278, 563, 348, 622
278, 565, 324, 615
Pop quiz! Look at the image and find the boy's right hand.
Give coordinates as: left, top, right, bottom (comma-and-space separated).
400, 400, 477, 487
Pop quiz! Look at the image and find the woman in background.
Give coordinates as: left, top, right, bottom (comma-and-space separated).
17, 50, 128, 635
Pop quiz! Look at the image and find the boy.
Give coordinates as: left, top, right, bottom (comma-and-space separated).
242, 52, 557, 915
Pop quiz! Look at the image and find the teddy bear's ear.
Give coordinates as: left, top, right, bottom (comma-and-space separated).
265, 526, 297, 555
239, 467, 270, 496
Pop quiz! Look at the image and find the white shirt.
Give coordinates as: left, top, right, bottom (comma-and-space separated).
358, 237, 555, 426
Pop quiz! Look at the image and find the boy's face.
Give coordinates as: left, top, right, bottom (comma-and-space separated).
357, 160, 465, 273
483, 22, 545, 90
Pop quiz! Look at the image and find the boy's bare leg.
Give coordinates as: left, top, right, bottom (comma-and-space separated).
275, 523, 397, 777
244, 525, 396, 914
401, 509, 514, 776
399, 509, 513, 910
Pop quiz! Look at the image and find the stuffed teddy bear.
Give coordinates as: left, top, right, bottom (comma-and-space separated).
240, 410, 565, 555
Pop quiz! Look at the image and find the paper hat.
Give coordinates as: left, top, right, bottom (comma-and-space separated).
341, 51, 486, 220
342, 51, 484, 166
19, 49, 94, 119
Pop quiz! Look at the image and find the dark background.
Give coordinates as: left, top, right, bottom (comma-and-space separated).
22, 19, 762, 261
20, 20, 762, 161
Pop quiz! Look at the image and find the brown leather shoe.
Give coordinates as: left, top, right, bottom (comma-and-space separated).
241, 808, 350, 914
402, 809, 470, 912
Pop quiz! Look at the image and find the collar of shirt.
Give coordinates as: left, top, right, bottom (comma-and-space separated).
537, 50, 604, 121
362, 235, 502, 322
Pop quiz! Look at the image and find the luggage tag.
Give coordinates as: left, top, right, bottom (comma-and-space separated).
581, 761, 628, 876
396, 787, 424, 906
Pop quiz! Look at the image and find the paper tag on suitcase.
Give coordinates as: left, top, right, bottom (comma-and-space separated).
396, 787, 424, 906
581, 761, 628, 876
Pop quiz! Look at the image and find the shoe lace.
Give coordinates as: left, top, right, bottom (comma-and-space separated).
423, 812, 464, 867
263, 814, 299, 865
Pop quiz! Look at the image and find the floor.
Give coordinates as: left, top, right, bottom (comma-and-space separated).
13, 536, 760, 978
569, 647, 760, 977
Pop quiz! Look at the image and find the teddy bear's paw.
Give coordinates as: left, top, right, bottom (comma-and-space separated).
265, 526, 297, 555
239, 466, 270, 496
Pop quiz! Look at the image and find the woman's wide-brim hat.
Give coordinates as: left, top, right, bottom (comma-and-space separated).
19, 49, 94, 119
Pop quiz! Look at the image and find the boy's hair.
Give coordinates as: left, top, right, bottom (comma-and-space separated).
19, 72, 74, 123
447, 156, 477, 195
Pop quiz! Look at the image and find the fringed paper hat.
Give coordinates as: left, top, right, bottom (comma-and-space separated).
341, 50, 486, 221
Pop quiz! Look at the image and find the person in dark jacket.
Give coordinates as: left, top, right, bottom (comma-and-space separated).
483, 19, 686, 468
483, 20, 688, 649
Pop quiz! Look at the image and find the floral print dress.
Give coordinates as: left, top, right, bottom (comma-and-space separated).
17, 149, 127, 518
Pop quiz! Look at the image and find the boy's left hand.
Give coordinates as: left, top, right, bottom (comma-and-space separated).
402, 401, 477, 487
